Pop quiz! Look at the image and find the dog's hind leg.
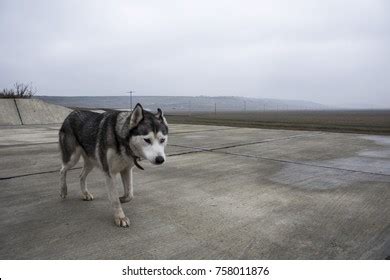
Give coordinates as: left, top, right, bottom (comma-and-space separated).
80, 160, 94, 201
59, 146, 81, 199
119, 167, 134, 203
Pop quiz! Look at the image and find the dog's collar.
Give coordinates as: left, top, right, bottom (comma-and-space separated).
133, 157, 144, 170
125, 145, 144, 171
118, 135, 144, 171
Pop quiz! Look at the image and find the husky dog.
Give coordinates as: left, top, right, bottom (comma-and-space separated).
58, 103, 168, 227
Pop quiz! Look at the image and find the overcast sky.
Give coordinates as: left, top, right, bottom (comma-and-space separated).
0, 0, 389, 107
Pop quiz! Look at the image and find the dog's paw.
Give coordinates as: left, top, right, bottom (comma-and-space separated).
60, 189, 67, 199
82, 192, 94, 201
119, 195, 133, 203
114, 216, 130, 227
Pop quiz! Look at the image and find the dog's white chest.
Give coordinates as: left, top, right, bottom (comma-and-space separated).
107, 148, 131, 174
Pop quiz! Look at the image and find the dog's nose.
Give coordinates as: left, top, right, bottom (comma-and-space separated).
155, 156, 165, 165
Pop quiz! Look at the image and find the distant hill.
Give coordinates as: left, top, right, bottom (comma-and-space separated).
36, 96, 328, 112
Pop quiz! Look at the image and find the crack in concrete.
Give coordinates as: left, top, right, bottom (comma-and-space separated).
170, 127, 236, 135
168, 150, 204, 157
214, 150, 390, 177
0, 141, 58, 148
211, 132, 324, 151
2, 131, 388, 180
0, 150, 203, 180
169, 132, 390, 178
169, 132, 323, 152
0, 167, 82, 180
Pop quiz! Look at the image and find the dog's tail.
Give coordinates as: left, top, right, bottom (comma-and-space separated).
59, 115, 79, 164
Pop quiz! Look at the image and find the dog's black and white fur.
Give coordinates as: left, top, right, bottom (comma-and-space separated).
58, 103, 168, 227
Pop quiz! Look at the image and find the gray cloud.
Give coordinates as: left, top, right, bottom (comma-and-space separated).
0, 0, 389, 107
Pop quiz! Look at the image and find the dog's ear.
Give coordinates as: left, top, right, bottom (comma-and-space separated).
129, 103, 144, 129
156, 108, 163, 119
156, 108, 168, 125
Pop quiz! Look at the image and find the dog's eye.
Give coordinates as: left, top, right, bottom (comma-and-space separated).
144, 138, 151, 144
160, 138, 165, 144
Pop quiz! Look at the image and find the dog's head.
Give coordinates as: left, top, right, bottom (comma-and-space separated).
128, 103, 168, 165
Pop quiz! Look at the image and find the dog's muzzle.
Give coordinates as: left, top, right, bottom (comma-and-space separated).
155, 156, 165, 165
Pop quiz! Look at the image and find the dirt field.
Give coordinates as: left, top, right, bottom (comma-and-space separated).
166, 110, 390, 135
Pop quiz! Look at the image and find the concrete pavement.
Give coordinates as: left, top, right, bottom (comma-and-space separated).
0, 124, 389, 259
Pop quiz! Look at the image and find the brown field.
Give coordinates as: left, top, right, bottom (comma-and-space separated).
166, 110, 390, 135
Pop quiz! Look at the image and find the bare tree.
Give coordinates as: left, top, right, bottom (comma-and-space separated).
0, 82, 36, 98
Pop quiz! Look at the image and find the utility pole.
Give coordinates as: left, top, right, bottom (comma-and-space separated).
126, 90, 135, 110
214, 102, 217, 116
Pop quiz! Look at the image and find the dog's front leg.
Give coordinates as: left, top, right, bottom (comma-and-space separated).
119, 167, 133, 203
105, 174, 130, 227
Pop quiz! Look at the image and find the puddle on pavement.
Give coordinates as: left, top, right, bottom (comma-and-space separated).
270, 135, 390, 189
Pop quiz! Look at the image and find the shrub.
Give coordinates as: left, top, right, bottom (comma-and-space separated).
0, 82, 36, 98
